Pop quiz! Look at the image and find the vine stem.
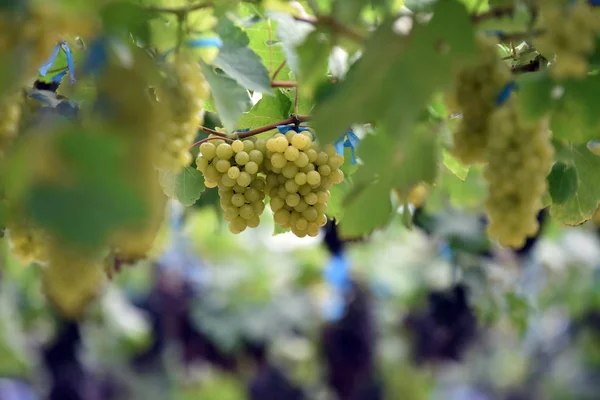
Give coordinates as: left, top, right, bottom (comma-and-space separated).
199, 126, 227, 137
272, 80, 297, 88
238, 115, 310, 139
271, 60, 287, 81
145, 1, 214, 14
294, 15, 365, 43
190, 115, 311, 149
471, 4, 514, 23
189, 135, 233, 149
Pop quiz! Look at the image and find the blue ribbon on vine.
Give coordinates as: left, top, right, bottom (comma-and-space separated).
334, 129, 359, 165
38, 40, 76, 84
276, 124, 313, 138
161, 36, 223, 60
322, 252, 352, 322
496, 81, 518, 106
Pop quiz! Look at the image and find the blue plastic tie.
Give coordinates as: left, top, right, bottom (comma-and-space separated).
496, 81, 518, 106
38, 43, 62, 76
61, 41, 76, 84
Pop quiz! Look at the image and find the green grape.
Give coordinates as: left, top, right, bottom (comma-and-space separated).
307, 222, 320, 237
306, 171, 321, 186
294, 152, 310, 168
286, 193, 301, 207
450, 36, 512, 165
249, 149, 264, 164
295, 172, 307, 186
216, 143, 234, 160
245, 188, 261, 202
315, 203, 327, 214
291, 133, 310, 150
237, 171, 252, 187
235, 151, 250, 165
483, 99, 554, 248
272, 136, 289, 153
296, 217, 308, 231
196, 156, 209, 172
318, 165, 331, 176
252, 200, 265, 215
223, 206, 239, 221
294, 203, 309, 214
330, 169, 344, 184
231, 193, 245, 208
215, 159, 231, 173
270, 196, 285, 212
231, 140, 244, 153
316, 152, 328, 166
282, 163, 298, 179
316, 191, 330, 204
233, 185, 246, 194
274, 209, 291, 225
221, 174, 236, 187
316, 214, 328, 227
305, 149, 318, 163
245, 161, 259, 175
328, 154, 344, 169
299, 184, 312, 196
303, 207, 318, 221
247, 215, 260, 228
227, 166, 241, 180
534, 0, 600, 80
271, 153, 287, 169
301, 164, 315, 173
240, 204, 254, 219
285, 180, 299, 193
304, 192, 318, 205
284, 146, 300, 161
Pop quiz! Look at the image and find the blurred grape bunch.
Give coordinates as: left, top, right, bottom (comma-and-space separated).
403, 284, 478, 365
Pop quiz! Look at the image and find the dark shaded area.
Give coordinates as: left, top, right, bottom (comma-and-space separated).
403, 284, 478, 364
321, 282, 382, 400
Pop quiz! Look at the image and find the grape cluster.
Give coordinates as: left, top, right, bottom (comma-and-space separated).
6, 222, 50, 265
197, 136, 268, 234
534, 0, 600, 80
451, 36, 512, 164
0, 91, 23, 161
195, 129, 345, 237
155, 56, 210, 172
483, 99, 554, 248
264, 131, 344, 237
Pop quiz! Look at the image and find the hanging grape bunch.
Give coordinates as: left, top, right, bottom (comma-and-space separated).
534, 0, 600, 80
265, 129, 344, 238
197, 136, 268, 234
483, 98, 554, 248
196, 127, 345, 237
450, 36, 512, 164
155, 55, 211, 172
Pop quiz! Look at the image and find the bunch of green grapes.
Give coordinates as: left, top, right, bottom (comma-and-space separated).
451, 36, 512, 165
483, 99, 554, 248
41, 247, 106, 319
196, 136, 268, 233
534, 0, 600, 80
155, 55, 210, 172
6, 222, 50, 265
264, 130, 344, 238
0, 91, 23, 161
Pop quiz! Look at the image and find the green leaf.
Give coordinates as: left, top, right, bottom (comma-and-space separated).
515, 71, 556, 122
296, 30, 332, 96
236, 89, 291, 129
311, 0, 477, 144
214, 17, 274, 94
443, 150, 469, 181
158, 167, 206, 207
550, 144, 600, 225
101, 1, 151, 43
214, 45, 274, 94
547, 161, 578, 205
268, 11, 315, 75
247, 19, 291, 77
339, 181, 393, 238
505, 292, 530, 337
201, 61, 251, 132
24, 131, 147, 250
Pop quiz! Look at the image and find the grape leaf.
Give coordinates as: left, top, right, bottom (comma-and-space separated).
550, 145, 600, 225
311, 0, 477, 145
296, 30, 332, 96
236, 89, 291, 129
24, 131, 147, 251
268, 11, 315, 75
443, 150, 469, 181
339, 181, 393, 238
201, 61, 251, 132
246, 19, 291, 77
158, 167, 206, 207
214, 17, 274, 94
515, 71, 556, 122
547, 161, 578, 205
